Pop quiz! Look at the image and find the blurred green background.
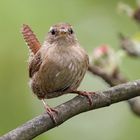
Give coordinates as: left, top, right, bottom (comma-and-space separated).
0, 0, 140, 140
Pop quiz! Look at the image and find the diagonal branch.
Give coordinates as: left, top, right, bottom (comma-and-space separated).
88, 65, 140, 116
88, 65, 127, 86
1, 80, 140, 140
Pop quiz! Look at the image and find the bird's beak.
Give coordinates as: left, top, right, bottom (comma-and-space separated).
59, 29, 67, 35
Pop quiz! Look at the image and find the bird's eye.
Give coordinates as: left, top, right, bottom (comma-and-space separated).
50, 29, 56, 35
68, 28, 74, 34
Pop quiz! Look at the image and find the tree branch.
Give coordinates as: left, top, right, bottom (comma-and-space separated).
88, 65, 127, 86
88, 65, 140, 116
119, 33, 140, 57
1, 80, 140, 140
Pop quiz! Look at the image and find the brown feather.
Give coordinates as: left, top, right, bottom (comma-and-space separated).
29, 52, 42, 78
21, 24, 41, 54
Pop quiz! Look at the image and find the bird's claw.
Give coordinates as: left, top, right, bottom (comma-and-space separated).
44, 106, 58, 124
78, 91, 94, 106
70, 90, 95, 106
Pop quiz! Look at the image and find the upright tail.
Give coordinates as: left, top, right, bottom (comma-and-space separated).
21, 24, 41, 54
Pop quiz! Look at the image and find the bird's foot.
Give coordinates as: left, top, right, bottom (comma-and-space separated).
70, 90, 95, 106
42, 99, 58, 124
45, 106, 58, 124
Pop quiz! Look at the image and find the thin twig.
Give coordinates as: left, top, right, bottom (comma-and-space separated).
88, 65, 127, 86
88, 65, 140, 116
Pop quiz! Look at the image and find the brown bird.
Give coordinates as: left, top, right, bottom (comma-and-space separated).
22, 23, 92, 123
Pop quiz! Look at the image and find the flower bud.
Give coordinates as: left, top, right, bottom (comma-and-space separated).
91, 44, 119, 76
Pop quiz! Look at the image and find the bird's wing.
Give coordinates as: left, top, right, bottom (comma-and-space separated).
29, 51, 42, 78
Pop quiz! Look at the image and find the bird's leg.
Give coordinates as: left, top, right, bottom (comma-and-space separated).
70, 90, 95, 106
41, 99, 58, 124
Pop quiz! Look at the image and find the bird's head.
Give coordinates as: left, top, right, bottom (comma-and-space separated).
46, 23, 77, 46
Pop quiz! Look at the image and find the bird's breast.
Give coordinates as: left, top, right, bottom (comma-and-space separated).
38, 45, 88, 94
